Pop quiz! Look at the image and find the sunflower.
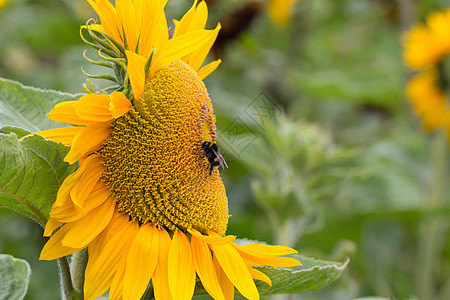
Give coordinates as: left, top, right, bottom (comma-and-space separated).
0, 0, 8, 10
404, 9, 450, 137
35, 1, 301, 299
406, 70, 450, 134
267, 0, 302, 27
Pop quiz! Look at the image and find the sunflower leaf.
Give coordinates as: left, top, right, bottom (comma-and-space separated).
252, 254, 349, 295
0, 254, 31, 300
0, 126, 31, 139
193, 251, 349, 298
0, 77, 77, 133
0, 133, 77, 226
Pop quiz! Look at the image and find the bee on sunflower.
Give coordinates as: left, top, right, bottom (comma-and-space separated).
403, 9, 450, 138
35, 1, 301, 299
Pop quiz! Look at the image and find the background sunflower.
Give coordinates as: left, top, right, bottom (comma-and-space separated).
404, 9, 450, 138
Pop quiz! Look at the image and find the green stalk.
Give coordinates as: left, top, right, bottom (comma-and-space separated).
57, 256, 82, 300
71, 250, 88, 297
416, 132, 449, 300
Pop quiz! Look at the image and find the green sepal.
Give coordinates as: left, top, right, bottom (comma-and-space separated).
81, 67, 120, 84
145, 49, 156, 77
97, 49, 128, 71
100, 30, 127, 57
82, 49, 115, 69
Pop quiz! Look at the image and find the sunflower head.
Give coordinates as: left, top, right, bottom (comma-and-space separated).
37, 1, 300, 299
100, 59, 228, 235
404, 9, 450, 138
404, 9, 450, 70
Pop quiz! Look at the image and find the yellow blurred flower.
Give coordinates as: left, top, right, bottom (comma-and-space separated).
0, 0, 8, 10
406, 70, 450, 136
404, 9, 450, 138
35, 1, 301, 299
404, 9, 450, 69
267, 0, 302, 26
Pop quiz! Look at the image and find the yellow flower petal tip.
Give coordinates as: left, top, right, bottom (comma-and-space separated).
109, 92, 132, 118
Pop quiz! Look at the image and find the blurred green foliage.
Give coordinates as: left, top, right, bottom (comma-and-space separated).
1, 0, 450, 299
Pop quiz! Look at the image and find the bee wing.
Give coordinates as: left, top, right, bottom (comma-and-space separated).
211, 147, 228, 169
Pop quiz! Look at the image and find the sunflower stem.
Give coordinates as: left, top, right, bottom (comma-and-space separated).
58, 256, 82, 300
416, 132, 449, 300
71, 250, 88, 297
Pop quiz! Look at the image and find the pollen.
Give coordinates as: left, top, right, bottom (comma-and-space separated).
99, 60, 228, 235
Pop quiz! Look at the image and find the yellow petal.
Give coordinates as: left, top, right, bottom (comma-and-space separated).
191, 235, 225, 300
237, 244, 298, 256
74, 93, 114, 122
188, 228, 235, 245
197, 59, 221, 80
88, 209, 130, 259
152, 228, 173, 300
50, 200, 80, 223
116, 0, 139, 52
123, 224, 160, 300
84, 219, 139, 300
234, 244, 301, 268
87, 0, 123, 44
61, 198, 115, 248
47, 101, 94, 125
150, 29, 213, 76
211, 243, 259, 300
168, 230, 196, 300
52, 155, 95, 208
213, 254, 235, 300
109, 92, 132, 118
70, 154, 105, 210
30, 127, 83, 145
248, 267, 272, 286
51, 181, 110, 223
109, 247, 128, 300
188, 24, 221, 72
40, 225, 83, 261
139, 0, 168, 59
174, 0, 208, 37
64, 122, 111, 164
43, 218, 62, 237
153, 0, 169, 49
125, 50, 147, 99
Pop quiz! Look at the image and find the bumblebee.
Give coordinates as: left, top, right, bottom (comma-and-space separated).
201, 141, 228, 175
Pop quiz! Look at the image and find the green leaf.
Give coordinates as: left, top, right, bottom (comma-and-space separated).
254, 254, 349, 295
193, 240, 349, 298
0, 126, 31, 139
0, 133, 77, 226
0, 77, 77, 133
0, 254, 31, 300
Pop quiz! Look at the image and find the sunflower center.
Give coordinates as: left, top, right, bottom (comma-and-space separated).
99, 60, 228, 235
437, 55, 450, 98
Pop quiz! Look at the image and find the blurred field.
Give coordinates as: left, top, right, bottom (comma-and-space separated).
0, 0, 449, 299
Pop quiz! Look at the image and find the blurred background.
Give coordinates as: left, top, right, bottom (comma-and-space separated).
1, 0, 449, 299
